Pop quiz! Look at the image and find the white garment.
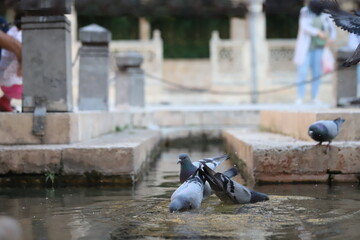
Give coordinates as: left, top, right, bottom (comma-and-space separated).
293, 6, 336, 66
347, 33, 360, 50
0, 26, 22, 87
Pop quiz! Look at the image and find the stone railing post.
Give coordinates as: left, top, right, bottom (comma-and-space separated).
246, 0, 266, 103
115, 52, 145, 108
210, 31, 220, 86
78, 24, 111, 111
22, 0, 73, 112
335, 49, 358, 106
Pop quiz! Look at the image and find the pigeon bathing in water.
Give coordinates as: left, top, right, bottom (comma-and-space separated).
200, 164, 269, 204
308, 117, 345, 147
169, 166, 238, 212
177, 153, 230, 198
169, 168, 205, 212
319, 0, 360, 66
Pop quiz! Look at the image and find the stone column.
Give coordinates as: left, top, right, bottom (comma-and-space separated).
115, 52, 145, 108
246, 0, 266, 103
22, 0, 73, 112
78, 24, 111, 111
139, 17, 150, 40
230, 17, 247, 41
335, 50, 358, 106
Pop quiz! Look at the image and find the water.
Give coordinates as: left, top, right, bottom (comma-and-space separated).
0, 145, 360, 240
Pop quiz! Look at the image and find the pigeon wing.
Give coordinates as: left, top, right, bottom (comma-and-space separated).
170, 175, 204, 211
197, 154, 229, 169
321, 0, 360, 34
343, 43, 360, 66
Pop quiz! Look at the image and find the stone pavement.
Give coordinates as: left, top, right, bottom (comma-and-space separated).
2, 103, 359, 185
223, 129, 360, 185
0, 129, 161, 186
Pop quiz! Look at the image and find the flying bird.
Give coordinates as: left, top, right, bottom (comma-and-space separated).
177, 153, 229, 198
200, 164, 269, 204
308, 117, 345, 147
320, 0, 360, 66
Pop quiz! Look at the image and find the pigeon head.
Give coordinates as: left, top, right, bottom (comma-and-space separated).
177, 153, 192, 166
333, 118, 345, 129
169, 198, 191, 213
308, 123, 328, 141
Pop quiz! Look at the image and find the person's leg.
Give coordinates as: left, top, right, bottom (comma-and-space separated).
310, 48, 324, 101
296, 52, 311, 103
0, 95, 11, 111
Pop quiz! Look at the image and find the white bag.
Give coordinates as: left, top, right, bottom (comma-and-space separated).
322, 47, 335, 73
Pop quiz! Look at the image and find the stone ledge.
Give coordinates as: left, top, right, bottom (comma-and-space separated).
260, 109, 360, 141
132, 108, 260, 128
223, 129, 360, 184
0, 111, 131, 145
0, 129, 161, 185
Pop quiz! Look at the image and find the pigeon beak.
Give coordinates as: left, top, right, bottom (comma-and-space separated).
309, 130, 313, 135
177, 159, 181, 164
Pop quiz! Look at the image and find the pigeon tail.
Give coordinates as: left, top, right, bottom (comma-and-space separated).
333, 117, 345, 128
249, 190, 269, 203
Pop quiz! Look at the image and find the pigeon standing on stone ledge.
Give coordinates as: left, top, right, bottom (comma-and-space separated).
308, 117, 345, 147
320, 0, 360, 66
177, 153, 229, 197
200, 164, 269, 204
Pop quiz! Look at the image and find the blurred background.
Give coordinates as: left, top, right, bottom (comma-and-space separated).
1, 0, 359, 106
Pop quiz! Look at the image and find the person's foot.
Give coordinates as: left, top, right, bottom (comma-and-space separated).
311, 98, 322, 105
295, 98, 304, 104
0, 96, 12, 112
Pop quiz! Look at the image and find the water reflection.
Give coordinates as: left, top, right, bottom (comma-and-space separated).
0, 145, 359, 239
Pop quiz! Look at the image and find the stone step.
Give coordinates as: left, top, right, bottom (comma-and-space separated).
223, 129, 360, 184
0, 104, 330, 145
260, 109, 360, 141
0, 129, 161, 186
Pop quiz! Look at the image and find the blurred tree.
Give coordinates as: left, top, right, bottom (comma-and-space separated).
150, 16, 229, 58
75, 0, 247, 17
77, 15, 139, 40
265, 0, 304, 38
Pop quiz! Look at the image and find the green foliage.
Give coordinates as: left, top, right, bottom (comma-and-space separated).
77, 15, 139, 40
150, 17, 230, 58
115, 124, 129, 132
266, 14, 299, 39
44, 170, 56, 187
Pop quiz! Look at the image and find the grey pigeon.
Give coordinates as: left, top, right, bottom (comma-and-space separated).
169, 168, 205, 212
308, 117, 345, 146
319, 0, 360, 66
169, 166, 238, 212
177, 153, 229, 183
200, 164, 269, 204
177, 153, 229, 198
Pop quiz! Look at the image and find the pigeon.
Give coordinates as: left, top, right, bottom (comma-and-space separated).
177, 153, 229, 183
169, 168, 205, 212
200, 163, 269, 204
169, 166, 238, 213
319, 0, 360, 66
177, 153, 230, 198
308, 117, 345, 146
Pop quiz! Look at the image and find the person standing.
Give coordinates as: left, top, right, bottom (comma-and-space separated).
0, 7, 23, 112
293, 0, 336, 104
